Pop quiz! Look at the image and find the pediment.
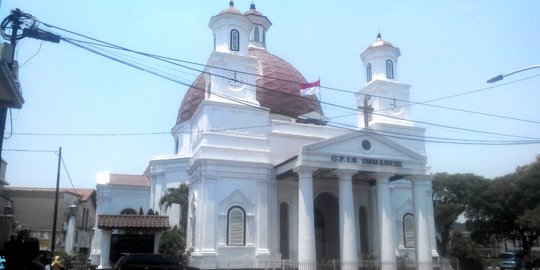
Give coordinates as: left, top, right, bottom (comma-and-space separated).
218, 189, 255, 214
298, 129, 427, 173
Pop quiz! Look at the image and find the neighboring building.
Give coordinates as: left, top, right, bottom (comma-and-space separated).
0, 159, 14, 245
92, 2, 438, 269
89, 172, 169, 268
4, 187, 96, 259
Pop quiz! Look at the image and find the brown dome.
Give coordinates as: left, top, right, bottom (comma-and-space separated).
176, 48, 324, 124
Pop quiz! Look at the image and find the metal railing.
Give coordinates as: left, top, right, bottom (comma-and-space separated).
187, 258, 455, 270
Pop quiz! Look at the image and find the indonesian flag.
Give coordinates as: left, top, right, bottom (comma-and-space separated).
299, 80, 320, 96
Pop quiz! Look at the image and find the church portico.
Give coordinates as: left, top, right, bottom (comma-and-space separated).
278, 126, 434, 267
282, 161, 434, 268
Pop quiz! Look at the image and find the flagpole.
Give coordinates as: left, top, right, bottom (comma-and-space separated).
318, 77, 322, 122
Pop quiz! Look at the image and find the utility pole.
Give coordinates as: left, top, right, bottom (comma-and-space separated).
51, 146, 61, 253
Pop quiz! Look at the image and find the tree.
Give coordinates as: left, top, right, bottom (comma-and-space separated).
159, 226, 189, 264
467, 155, 540, 255
432, 173, 489, 256
159, 183, 189, 233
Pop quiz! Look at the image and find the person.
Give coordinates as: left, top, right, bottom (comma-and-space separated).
50, 256, 64, 270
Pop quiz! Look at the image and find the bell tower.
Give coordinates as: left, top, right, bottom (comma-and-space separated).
357, 33, 413, 128
207, 1, 258, 105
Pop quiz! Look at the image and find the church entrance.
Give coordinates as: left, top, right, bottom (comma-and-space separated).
314, 192, 339, 262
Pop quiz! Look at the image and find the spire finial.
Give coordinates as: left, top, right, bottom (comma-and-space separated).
377, 30, 381, 40
229, 1, 234, 7
250, 1, 256, 10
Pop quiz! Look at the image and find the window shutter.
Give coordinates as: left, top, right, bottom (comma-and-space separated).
228, 207, 245, 246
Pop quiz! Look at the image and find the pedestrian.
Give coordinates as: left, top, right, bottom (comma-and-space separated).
50, 255, 64, 270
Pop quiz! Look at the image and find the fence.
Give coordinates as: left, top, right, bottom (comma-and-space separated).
187, 258, 457, 270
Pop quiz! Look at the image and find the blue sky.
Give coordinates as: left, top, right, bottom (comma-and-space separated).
1, 1, 539, 188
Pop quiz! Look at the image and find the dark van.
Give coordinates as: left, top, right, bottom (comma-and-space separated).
113, 253, 182, 270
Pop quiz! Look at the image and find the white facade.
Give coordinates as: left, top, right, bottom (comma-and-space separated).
92, 2, 438, 269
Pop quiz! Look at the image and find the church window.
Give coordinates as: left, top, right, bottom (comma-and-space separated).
263, 30, 266, 45
120, 208, 137, 215
366, 63, 372, 82
403, 213, 415, 248
230, 29, 240, 51
386, 59, 394, 79
190, 202, 196, 247
279, 203, 290, 259
227, 206, 245, 246
254, 26, 260, 42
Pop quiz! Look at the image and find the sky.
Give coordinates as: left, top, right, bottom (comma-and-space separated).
0, 1, 539, 189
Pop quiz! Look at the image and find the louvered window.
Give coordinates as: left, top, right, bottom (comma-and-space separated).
366, 63, 372, 82
227, 207, 245, 246
230, 29, 240, 51
386, 59, 394, 79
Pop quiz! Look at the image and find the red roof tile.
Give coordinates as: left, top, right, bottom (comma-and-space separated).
98, 215, 169, 230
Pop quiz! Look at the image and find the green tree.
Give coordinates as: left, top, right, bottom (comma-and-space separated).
467, 156, 540, 255
159, 226, 189, 264
432, 173, 489, 256
159, 183, 189, 233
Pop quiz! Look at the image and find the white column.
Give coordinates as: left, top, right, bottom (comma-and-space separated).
98, 229, 112, 269
296, 167, 316, 269
154, 231, 163, 254
337, 171, 358, 270
375, 174, 396, 270
412, 176, 433, 270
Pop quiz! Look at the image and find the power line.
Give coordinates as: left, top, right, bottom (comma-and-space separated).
17, 21, 539, 144
43, 21, 540, 126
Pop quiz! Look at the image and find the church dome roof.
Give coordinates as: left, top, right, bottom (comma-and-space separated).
368, 33, 395, 49
176, 48, 324, 124
219, 1, 242, 15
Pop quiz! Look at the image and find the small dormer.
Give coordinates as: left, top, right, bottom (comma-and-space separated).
360, 33, 401, 83
209, 1, 254, 56
244, 3, 272, 50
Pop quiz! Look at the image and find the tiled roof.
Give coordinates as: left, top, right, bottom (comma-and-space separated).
5, 187, 95, 201
108, 173, 150, 187
98, 215, 169, 230
177, 47, 323, 124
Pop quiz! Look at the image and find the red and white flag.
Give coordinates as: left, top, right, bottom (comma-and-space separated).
299, 80, 320, 96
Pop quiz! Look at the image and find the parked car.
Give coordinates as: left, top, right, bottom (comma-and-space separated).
499, 252, 523, 270
113, 253, 182, 270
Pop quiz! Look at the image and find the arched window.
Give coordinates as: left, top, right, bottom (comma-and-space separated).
120, 208, 137, 215
254, 26, 260, 42
358, 206, 369, 255
366, 63, 372, 82
227, 206, 245, 246
403, 213, 415, 248
386, 59, 394, 79
279, 203, 290, 259
190, 202, 196, 247
230, 29, 240, 51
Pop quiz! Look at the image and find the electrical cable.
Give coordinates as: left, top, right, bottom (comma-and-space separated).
45, 22, 540, 127
8, 20, 540, 145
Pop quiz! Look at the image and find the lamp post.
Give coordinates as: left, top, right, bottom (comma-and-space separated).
486, 65, 540, 83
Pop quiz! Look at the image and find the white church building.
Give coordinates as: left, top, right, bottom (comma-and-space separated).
91, 2, 438, 269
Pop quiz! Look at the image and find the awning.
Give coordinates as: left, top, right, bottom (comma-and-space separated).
97, 215, 169, 230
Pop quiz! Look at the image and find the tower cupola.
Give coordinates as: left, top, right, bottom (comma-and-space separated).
357, 34, 412, 128
209, 1, 254, 56
244, 3, 272, 50
360, 33, 401, 83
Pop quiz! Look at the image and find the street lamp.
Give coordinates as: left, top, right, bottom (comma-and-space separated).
486, 65, 540, 83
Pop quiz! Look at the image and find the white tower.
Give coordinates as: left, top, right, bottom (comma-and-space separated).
245, 3, 272, 50
357, 33, 412, 128
207, 1, 258, 105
